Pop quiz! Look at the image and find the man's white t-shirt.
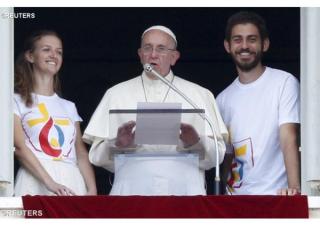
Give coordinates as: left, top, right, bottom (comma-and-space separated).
216, 67, 300, 195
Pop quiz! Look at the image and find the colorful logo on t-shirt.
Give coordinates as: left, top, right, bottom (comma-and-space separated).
227, 138, 254, 193
27, 103, 71, 158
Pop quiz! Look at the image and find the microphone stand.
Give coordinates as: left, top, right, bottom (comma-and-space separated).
144, 64, 220, 195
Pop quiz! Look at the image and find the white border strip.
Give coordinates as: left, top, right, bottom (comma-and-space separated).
1, 196, 320, 209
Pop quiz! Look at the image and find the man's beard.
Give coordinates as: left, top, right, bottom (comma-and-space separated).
231, 49, 263, 72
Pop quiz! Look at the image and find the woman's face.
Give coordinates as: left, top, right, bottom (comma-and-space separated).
26, 35, 63, 76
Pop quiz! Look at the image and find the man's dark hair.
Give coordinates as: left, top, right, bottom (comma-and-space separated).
225, 11, 269, 42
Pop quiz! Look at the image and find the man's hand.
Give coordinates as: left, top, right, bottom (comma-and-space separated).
180, 123, 200, 148
277, 187, 301, 196
115, 121, 136, 148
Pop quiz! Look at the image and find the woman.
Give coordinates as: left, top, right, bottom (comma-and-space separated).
14, 30, 97, 196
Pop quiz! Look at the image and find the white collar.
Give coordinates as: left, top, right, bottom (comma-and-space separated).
141, 70, 174, 87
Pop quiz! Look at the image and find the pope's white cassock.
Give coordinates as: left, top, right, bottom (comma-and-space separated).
83, 70, 228, 195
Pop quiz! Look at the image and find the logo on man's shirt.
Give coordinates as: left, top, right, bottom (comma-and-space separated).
227, 137, 254, 193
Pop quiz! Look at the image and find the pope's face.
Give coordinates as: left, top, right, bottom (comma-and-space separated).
138, 29, 180, 77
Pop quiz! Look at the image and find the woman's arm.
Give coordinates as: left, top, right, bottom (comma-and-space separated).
75, 122, 97, 195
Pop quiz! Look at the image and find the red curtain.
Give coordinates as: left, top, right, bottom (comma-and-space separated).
22, 195, 309, 218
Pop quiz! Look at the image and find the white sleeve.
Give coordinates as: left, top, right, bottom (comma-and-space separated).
215, 93, 223, 115
13, 95, 22, 117
205, 90, 228, 141
83, 89, 111, 144
177, 135, 226, 170
199, 135, 226, 170
279, 75, 300, 125
89, 138, 142, 173
70, 102, 83, 122
177, 88, 227, 170
88, 138, 116, 172
203, 90, 227, 169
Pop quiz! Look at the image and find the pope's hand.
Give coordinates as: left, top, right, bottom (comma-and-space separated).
115, 121, 136, 148
180, 123, 200, 148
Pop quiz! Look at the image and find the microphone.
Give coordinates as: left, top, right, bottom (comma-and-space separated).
144, 63, 221, 195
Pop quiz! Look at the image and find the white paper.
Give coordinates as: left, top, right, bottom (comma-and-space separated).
134, 102, 182, 145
